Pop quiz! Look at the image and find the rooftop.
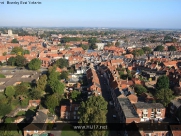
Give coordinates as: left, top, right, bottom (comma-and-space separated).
134, 102, 165, 109
118, 97, 139, 118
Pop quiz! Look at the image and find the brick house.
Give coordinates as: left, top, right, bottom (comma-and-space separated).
134, 102, 166, 122
60, 101, 80, 121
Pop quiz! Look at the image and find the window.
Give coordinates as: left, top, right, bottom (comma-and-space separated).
75, 107, 78, 110
74, 111, 76, 115
34, 130, 38, 133
143, 114, 147, 117
74, 116, 76, 119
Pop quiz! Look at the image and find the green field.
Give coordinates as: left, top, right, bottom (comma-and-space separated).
61, 124, 81, 136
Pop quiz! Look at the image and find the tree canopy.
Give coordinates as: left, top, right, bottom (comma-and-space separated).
70, 90, 81, 102
155, 75, 169, 91
15, 84, 29, 98
11, 39, 19, 43
142, 47, 151, 54
78, 96, 107, 136
60, 71, 69, 80
15, 55, 27, 67
154, 45, 164, 52
28, 58, 42, 70
55, 58, 69, 68
7, 57, 16, 66
155, 88, 174, 107
132, 49, 144, 57
48, 68, 65, 94
80, 44, 89, 50
50, 80, 65, 94
29, 88, 42, 100
60, 37, 81, 43
36, 74, 47, 92
4, 86, 15, 97
11, 47, 23, 55
45, 94, 59, 114
134, 84, 147, 95
168, 45, 176, 51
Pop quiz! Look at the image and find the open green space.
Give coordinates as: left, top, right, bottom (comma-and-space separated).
61, 124, 81, 136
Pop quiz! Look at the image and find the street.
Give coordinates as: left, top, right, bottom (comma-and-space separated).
96, 71, 120, 136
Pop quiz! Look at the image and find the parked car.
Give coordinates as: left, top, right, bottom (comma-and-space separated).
113, 115, 117, 120
109, 101, 113, 106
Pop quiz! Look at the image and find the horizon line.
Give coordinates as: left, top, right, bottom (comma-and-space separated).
0, 26, 181, 30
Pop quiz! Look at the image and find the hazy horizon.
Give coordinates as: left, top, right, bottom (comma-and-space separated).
1, 0, 181, 29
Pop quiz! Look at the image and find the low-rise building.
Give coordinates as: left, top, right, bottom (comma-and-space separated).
134, 102, 166, 122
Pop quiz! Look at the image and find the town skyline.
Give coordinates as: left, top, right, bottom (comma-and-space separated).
1, 0, 181, 29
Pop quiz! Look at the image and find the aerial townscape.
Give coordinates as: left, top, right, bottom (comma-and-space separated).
1, 0, 181, 136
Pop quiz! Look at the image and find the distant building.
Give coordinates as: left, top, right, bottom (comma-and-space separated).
96, 43, 105, 50
1, 29, 18, 37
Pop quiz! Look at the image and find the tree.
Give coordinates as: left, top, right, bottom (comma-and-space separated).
155, 88, 174, 107
7, 57, 16, 66
15, 55, 27, 67
4, 86, 15, 97
56, 58, 69, 68
20, 99, 29, 107
45, 94, 59, 114
155, 75, 169, 91
78, 96, 107, 136
11, 39, 19, 43
36, 74, 47, 92
60, 71, 69, 80
154, 45, 164, 51
134, 84, 147, 95
142, 47, 151, 54
132, 49, 144, 57
11, 47, 23, 55
115, 41, 120, 47
92, 44, 97, 50
29, 89, 42, 99
15, 84, 29, 98
28, 58, 41, 70
24, 50, 30, 54
48, 68, 59, 86
168, 45, 176, 51
0, 104, 12, 116
3, 52, 7, 56
70, 90, 81, 102
50, 80, 65, 94
80, 44, 89, 50
0, 61, 2, 66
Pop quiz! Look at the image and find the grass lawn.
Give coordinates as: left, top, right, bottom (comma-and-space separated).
61, 124, 81, 136
16, 111, 25, 116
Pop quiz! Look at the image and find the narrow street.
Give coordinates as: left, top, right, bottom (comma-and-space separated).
96, 71, 120, 136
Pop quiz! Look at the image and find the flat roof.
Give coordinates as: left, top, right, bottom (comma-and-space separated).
118, 97, 139, 118
134, 102, 165, 109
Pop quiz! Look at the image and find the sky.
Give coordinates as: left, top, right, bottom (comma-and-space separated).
0, 0, 181, 29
